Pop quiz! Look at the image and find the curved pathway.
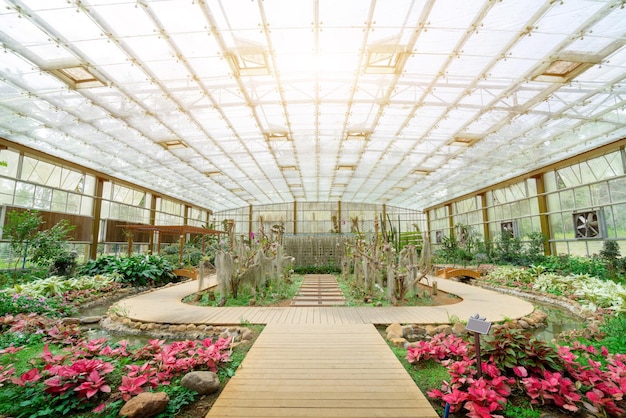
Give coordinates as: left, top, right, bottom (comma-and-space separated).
114, 274, 534, 325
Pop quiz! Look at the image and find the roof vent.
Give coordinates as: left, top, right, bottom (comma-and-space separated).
158, 140, 188, 150
47, 64, 105, 89
225, 38, 270, 76
364, 36, 408, 75
533, 56, 597, 83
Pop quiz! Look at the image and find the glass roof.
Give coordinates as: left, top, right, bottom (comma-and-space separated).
0, 0, 625, 212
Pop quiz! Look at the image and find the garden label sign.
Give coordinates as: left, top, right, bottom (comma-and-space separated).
466, 313, 491, 334
465, 313, 491, 378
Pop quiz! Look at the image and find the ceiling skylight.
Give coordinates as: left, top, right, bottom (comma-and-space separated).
47, 65, 105, 89
0, 0, 624, 212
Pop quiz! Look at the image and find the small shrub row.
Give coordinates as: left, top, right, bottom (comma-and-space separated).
77, 255, 176, 286
292, 264, 341, 274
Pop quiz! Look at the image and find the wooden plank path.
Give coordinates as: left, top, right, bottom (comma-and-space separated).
290, 274, 346, 306
115, 275, 534, 325
206, 323, 439, 418
111, 275, 536, 418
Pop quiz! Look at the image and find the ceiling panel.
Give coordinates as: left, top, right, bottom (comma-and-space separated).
0, 0, 624, 212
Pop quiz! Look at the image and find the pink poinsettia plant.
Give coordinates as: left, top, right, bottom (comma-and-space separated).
0, 313, 232, 415
407, 329, 626, 418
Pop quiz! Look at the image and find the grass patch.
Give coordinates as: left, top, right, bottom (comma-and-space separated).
386, 341, 449, 417
184, 276, 303, 307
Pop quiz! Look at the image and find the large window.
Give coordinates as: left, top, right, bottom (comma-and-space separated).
545, 149, 626, 256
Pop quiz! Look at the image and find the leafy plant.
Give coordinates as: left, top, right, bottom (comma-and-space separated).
77, 255, 176, 287
406, 330, 626, 417
3, 209, 43, 275
0, 293, 77, 317
28, 219, 75, 270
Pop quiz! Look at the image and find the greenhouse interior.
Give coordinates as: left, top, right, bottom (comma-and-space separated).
1, 1, 626, 417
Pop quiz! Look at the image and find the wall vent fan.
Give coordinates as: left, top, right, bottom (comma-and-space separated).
573, 210, 605, 239
500, 221, 517, 238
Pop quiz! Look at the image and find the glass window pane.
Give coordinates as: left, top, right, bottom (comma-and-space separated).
549, 213, 565, 240
80, 196, 93, 217
609, 177, 626, 203
0, 149, 20, 178
0, 179, 16, 204
574, 186, 591, 208
14, 182, 35, 207
51, 190, 68, 211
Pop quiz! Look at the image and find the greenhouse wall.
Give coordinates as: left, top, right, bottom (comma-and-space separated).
428, 146, 626, 257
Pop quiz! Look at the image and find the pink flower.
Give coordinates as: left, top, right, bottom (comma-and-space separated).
513, 366, 528, 378
11, 368, 41, 386
118, 375, 149, 401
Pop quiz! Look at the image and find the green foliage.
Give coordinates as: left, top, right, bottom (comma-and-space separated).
591, 313, 626, 354
48, 251, 78, 277
160, 242, 206, 268
503, 400, 542, 418
482, 327, 562, 372
599, 241, 626, 281
292, 263, 341, 274
28, 219, 75, 269
112, 255, 176, 286
155, 384, 198, 417
2, 210, 76, 278
190, 275, 302, 307
0, 292, 76, 317
493, 231, 524, 265
77, 255, 176, 286
76, 255, 119, 276
3, 209, 43, 272
540, 254, 609, 279
533, 272, 626, 313
0, 384, 85, 418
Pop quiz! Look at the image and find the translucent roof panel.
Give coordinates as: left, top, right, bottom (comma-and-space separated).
0, 0, 624, 212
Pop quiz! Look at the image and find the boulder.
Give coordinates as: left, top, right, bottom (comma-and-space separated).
181, 371, 220, 395
434, 325, 453, 335
80, 316, 102, 324
241, 329, 254, 341
389, 337, 407, 348
452, 322, 467, 336
61, 317, 80, 325
424, 325, 438, 336
385, 323, 403, 339
119, 392, 169, 418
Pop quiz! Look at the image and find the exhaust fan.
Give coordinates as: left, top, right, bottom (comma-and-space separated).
573, 210, 605, 239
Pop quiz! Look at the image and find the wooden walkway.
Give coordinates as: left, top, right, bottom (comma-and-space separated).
290, 274, 346, 306
115, 274, 534, 325
207, 323, 439, 418
112, 274, 535, 418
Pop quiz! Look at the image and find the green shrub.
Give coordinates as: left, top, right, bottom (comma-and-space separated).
77, 255, 176, 286
112, 255, 176, 286
0, 292, 76, 317
76, 255, 119, 276
292, 264, 340, 274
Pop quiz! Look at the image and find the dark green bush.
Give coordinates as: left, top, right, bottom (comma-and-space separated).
292, 264, 340, 274
0, 292, 77, 317
77, 254, 176, 286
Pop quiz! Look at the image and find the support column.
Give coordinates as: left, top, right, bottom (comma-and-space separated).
480, 193, 490, 242
534, 174, 552, 256
337, 200, 342, 234
89, 177, 106, 260
150, 195, 158, 254
293, 201, 297, 235
446, 204, 454, 238
249, 204, 253, 240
